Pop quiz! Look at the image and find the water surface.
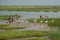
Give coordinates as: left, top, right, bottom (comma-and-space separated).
0, 11, 60, 20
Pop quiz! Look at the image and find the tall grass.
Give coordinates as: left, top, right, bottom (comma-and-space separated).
11, 37, 47, 40
48, 32, 60, 40
0, 30, 48, 40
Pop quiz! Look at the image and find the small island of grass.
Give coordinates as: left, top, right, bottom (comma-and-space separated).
0, 14, 21, 20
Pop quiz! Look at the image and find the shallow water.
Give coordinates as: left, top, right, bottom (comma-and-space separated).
0, 20, 8, 24
0, 29, 6, 32
11, 23, 50, 31
0, 11, 59, 32
0, 11, 60, 20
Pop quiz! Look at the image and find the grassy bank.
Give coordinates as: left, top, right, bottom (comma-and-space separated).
0, 24, 25, 30
0, 15, 9, 20
0, 30, 48, 40
0, 6, 60, 12
11, 37, 47, 40
0, 15, 20, 20
47, 18, 60, 27
49, 32, 60, 40
26, 18, 60, 27
24, 38, 47, 40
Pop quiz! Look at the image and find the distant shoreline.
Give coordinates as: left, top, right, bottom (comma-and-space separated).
0, 6, 60, 12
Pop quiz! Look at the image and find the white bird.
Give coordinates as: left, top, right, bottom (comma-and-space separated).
34, 20, 37, 22
45, 21, 48, 23
40, 20, 43, 23
25, 20, 29, 22
51, 20, 54, 22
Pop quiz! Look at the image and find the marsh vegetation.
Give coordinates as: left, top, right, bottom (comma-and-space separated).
0, 30, 48, 40
26, 18, 60, 27
0, 8, 60, 40
0, 6, 60, 12
0, 15, 20, 20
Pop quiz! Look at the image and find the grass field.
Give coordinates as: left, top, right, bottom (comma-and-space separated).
0, 28, 60, 40
0, 30, 48, 40
11, 37, 47, 40
0, 30, 59, 40
0, 6, 60, 12
0, 15, 20, 20
49, 32, 60, 40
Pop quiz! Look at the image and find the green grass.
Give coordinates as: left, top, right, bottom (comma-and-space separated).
0, 24, 10, 27
48, 32, 60, 40
0, 6, 60, 12
25, 38, 47, 40
11, 37, 47, 40
26, 18, 60, 27
0, 15, 9, 20
0, 30, 48, 40
48, 19, 60, 27
0, 26, 25, 30
0, 24, 25, 30
0, 15, 20, 20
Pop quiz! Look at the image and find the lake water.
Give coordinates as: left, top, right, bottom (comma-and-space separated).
0, 11, 60, 31
0, 11, 60, 20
